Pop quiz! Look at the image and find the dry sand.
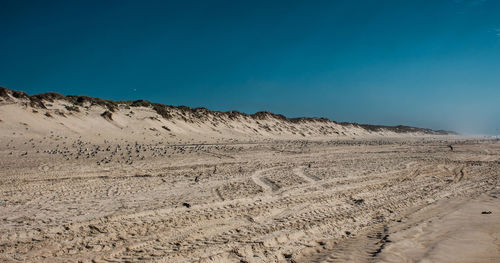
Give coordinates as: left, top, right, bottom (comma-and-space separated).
379, 192, 499, 263
0, 90, 499, 262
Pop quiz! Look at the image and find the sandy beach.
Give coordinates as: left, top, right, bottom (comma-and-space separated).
379, 192, 499, 263
0, 89, 499, 262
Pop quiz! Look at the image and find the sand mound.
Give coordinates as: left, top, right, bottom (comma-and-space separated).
0, 87, 454, 144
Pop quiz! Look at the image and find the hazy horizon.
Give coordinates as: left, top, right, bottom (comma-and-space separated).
1, 0, 499, 135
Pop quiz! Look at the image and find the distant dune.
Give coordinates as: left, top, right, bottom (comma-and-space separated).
0, 87, 454, 143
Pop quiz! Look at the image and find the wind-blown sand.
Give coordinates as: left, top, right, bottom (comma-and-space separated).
378, 192, 499, 263
0, 88, 498, 262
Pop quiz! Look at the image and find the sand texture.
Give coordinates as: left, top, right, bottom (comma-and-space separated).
0, 88, 498, 262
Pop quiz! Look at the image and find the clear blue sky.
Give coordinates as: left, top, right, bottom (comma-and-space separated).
1, 0, 499, 134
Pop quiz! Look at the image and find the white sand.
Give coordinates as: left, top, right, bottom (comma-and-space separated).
379, 192, 500, 263
0, 90, 498, 262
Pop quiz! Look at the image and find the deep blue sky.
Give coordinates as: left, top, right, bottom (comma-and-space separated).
1, 0, 499, 134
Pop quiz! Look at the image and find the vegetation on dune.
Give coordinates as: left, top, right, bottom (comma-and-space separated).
0, 86, 455, 135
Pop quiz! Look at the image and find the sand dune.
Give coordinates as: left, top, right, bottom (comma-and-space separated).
0, 87, 498, 262
0, 87, 453, 144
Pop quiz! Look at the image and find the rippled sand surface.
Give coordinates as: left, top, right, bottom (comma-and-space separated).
1, 137, 499, 262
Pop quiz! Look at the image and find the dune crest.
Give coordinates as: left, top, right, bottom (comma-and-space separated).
0, 87, 453, 143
